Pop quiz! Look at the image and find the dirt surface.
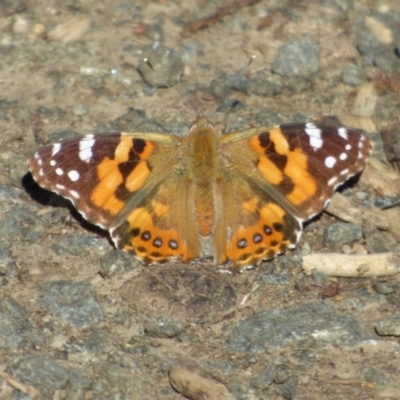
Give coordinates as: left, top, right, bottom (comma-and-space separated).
1, 0, 400, 399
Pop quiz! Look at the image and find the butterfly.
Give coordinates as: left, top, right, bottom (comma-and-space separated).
28, 115, 372, 273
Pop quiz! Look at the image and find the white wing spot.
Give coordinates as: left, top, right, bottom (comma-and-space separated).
69, 190, 80, 199
328, 176, 338, 186
325, 156, 337, 168
305, 123, 323, 149
56, 184, 65, 190
50, 160, 56, 166
37, 158, 43, 166
358, 151, 363, 159
38, 169, 44, 176
79, 135, 95, 162
340, 168, 350, 175
34, 152, 40, 160
345, 144, 351, 151
68, 170, 80, 181
339, 152, 347, 161
55, 168, 64, 176
338, 127, 348, 140
323, 198, 332, 209
52, 143, 61, 156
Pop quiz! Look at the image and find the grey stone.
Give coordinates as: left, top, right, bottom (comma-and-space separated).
373, 281, 394, 295
373, 196, 400, 210
245, 71, 282, 97
228, 303, 369, 354
100, 250, 139, 277
0, 0, 28, 16
0, 212, 23, 237
355, 22, 400, 73
72, 104, 88, 117
137, 42, 184, 88
251, 363, 277, 390
261, 270, 291, 286
222, 116, 252, 134
278, 376, 296, 400
113, 308, 131, 325
0, 182, 20, 203
10, 355, 69, 396
312, 269, 327, 283
215, 99, 243, 113
318, 0, 354, 11
375, 313, 400, 336
144, 316, 184, 338
51, 235, 104, 257
324, 222, 363, 244
141, 23, 163, 42
284, 77, 310, 94
69, 367, 91, 391
49, 130, 81, 143
105, 108, 165, 133
39, 281, 104, 328
91, 362, 144, 398
360, 364, 388, 386
274, 365, 292, 384
0, 99, 30, 123
386, 284, 400, 309
272, 38, 320, 79
65, 329, 106, 354
11, 392, 33, 400
0, 296, 45, 349
0, 245, 12, 272
342, 65, 366, 86
7, 206, 46, 243
209, 71, 248, 99
255, 110, 283, 127
161, 120, 190, 137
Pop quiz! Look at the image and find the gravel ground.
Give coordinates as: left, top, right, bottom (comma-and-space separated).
1, 0, 400, 399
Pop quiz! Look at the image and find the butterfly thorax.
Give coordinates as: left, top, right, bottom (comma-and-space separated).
186, 117, 219, 181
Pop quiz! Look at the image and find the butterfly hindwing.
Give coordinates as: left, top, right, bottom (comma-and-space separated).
109, 171, 201, 264
212, 168, 302, 270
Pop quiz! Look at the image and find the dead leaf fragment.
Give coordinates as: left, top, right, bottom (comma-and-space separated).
0, 372, 41, 399
385, 207, 400, 242
352, 82, 377, 118
365, 16, 393, 44
48, 16, 90, 43
326, 193, 388, 230
361, 158, 400, 197
335, 114, 376, 134
169, 359, 233, 400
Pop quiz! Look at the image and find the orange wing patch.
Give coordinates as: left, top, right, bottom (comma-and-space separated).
221, 202, 300, 269
91, 137, 154, 215
249, 128, 317, 207
111, 207, 198, 264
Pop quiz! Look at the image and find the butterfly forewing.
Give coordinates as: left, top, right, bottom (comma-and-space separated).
222, 122, 372, 222
28, 131, 178, 229
276, 122, 372, 219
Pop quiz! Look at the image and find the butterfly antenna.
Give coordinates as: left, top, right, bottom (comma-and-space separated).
220, 54, 257, 127
246, 54, 257, 68
143, 58, 199, 119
